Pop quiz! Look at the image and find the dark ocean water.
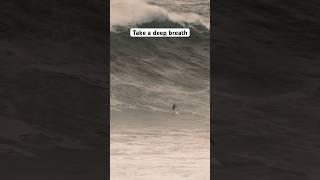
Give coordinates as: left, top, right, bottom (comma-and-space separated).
213, 0, 320, 179
0, 0, 107, 179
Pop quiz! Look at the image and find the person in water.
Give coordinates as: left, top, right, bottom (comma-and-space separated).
172, 104, 179, 114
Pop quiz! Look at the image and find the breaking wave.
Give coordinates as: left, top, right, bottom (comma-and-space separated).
110, 0, 210, 31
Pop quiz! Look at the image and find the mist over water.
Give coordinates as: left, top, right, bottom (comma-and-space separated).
110, 0, 210, 179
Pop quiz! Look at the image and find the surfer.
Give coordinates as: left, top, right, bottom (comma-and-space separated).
172, 104, 176, 111
172, 104, 179, 115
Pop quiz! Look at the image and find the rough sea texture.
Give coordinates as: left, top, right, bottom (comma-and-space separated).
110, 0, 210, 179
0, 0, 107, 179
214, 0, 320, 179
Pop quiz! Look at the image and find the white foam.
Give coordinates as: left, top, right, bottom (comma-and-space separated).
110, 0, 209, 31
111, 126, 210, 180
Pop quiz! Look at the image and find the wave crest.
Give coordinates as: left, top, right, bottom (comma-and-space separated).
110, 0, 209, 31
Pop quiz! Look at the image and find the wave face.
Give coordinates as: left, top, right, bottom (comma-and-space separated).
110, 0, 210, 119
111, 32, 210, 118
110, 0, 210, 179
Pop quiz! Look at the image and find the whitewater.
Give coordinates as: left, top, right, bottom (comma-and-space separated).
110, 0, 210, 31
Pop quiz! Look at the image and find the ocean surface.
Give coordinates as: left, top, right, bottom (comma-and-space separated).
110, 0, 210, 179
0, 0, 107, 179
213, 0, 320, 179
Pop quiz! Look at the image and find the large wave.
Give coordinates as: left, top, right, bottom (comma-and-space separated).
110, 0, 210, 119
110, 0, 210, 31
